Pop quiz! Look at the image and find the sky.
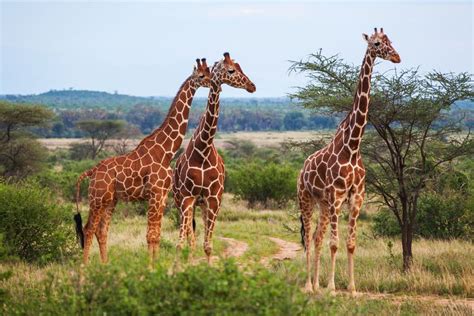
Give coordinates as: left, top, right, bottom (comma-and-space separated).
1, 1, 473, 98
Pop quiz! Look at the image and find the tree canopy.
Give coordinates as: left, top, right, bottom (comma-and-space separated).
0, 101, 53, 178
76, 120, 126, 159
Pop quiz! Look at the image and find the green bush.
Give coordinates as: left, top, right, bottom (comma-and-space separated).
34, 159, 97, 201
373, 194, 473, 240
372, 210, 401, 237
69, 142, 93, 160
416, 193, 473, 240
0, 181, 78, 263
4, 260, 309, 315
373, 166, 474, 240
228, 161, 298, 208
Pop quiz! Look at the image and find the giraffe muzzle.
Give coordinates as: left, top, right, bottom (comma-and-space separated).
246, 82, 256, 93
390, 54, 401, 63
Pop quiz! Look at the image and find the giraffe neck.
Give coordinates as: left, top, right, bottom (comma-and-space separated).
342, 49, 374, 152
145, 76, 197, 160
191, 80, 221, 151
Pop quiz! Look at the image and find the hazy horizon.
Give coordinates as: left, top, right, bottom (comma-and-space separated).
2, 1, 472, 98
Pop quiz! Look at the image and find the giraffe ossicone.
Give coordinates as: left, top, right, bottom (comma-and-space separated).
297, 29, 400, 294
173, 52, 256, 263
74, 58, 211, 265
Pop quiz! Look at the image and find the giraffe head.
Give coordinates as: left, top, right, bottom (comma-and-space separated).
192, 58, 212, 87
363, 28, 401, 63
211, 52, 256, 93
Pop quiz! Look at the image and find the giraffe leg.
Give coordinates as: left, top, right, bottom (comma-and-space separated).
95, 205, 114, 264
83, 208, 101, 265
177, 197, 196, 252
327, 188, 343, 294
146, 192, 167, 267
313, 203, 330, 293
298, 189, 314, 293
186, 204, 197, 251
347, 189, 364, 295
203, 196, 221, 264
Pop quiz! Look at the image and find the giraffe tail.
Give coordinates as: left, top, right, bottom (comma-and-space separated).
300, 215, 306, 252
74, 168, 95, 249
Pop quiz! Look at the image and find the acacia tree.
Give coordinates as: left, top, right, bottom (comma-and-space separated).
0, 101, 53, 178
289, 51, 473, 270
112, 125, 142, 155
76, 120, 126, 159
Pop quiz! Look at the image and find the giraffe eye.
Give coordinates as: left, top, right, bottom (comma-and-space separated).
228, 69, 235, 74
374, 42, 380, 47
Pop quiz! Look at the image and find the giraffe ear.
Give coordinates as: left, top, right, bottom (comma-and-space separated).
362, 33, 369, 42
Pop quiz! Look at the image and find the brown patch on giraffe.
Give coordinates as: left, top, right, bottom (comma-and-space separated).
349, 113, 356, 127
356, 113, 365, 126
349, 138, 359, 150
314, 175, 325, 190
364, 64, 370, 75
330, 165, 340, 179
359, 95, 368, 112
316, 163, 326, 179
362, 77, 369, 92
338, 149, 350, 164
347, 245, 356, 254
116, 156, 126, 164
352, 125, 361, 138
351, 154, 358, 165
334, 177, 346, 189
327, 154, 338, 168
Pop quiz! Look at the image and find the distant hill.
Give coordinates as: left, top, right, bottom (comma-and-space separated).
1, 90, 168, 110
0, 89, 296, 112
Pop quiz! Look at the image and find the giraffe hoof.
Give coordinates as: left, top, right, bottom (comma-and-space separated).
347, 285, 357, 296
313, 285, 322, 295
329, 289, 337, 296
303, 282, 314, 294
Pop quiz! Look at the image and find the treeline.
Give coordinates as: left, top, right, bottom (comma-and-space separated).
2, 90, 339, 137
33, 107, 338, 138
2, 90, 472, 137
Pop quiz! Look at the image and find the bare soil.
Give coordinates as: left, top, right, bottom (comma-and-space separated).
260, 237, 302, 266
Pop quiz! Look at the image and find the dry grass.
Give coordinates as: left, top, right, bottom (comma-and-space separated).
38, 131, 332, 151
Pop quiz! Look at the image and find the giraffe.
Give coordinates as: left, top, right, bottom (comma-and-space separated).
298, 28, 400, 294
74, 58, 211, 265
172, 52, 256, 263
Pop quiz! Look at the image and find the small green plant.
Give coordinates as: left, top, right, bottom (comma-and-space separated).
385, 240, 398, 268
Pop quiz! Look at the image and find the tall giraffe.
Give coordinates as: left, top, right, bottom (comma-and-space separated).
75, 59, 211, 265
298, 29, 400, 294
173, 52, 256, 263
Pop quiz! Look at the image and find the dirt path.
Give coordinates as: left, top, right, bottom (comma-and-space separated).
260, 237, 302, 266
192, 236, 249, 264
219, 237, 249, 258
